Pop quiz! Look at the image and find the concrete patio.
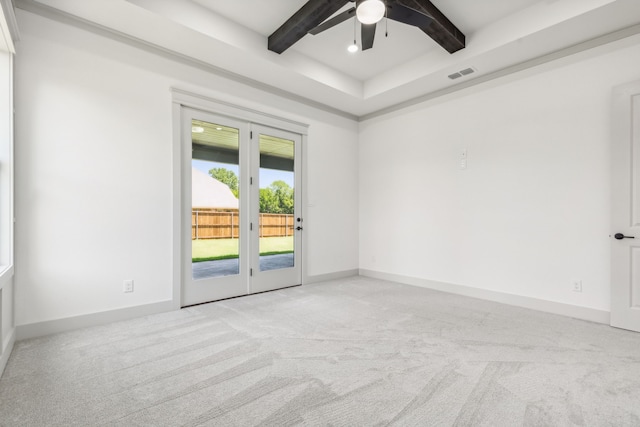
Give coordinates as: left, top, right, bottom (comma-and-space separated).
192, 253, 294, 280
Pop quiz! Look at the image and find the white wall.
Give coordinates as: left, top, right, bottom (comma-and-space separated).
17, 4, 639, 331
14, 10, 359, 327
360, 39, 640, 313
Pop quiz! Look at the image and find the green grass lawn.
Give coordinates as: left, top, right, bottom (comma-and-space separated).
192, 237, 294, 262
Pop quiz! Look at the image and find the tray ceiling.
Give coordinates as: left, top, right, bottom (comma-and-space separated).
17, 0, 640, 118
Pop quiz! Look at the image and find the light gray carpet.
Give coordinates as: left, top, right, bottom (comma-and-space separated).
1, 276, 640, 426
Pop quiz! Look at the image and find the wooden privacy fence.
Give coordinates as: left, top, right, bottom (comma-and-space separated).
192, 209, 294, 239
260, 213, 294, 238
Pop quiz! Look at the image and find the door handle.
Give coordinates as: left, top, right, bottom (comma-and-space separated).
614, 233, 635, 240
296, 226, 303, 231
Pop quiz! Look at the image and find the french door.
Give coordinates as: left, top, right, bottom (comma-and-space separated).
250, 124, 303, 294
181, 108, 302, 306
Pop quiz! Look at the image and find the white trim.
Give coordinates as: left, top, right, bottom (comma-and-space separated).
301, 133, 309, 286
171, 89, 309, 136
360, 25, 640, 121
305, 269, 359, 285
171, 101, 182, 310
16, 300, 174, 341
0, 0, 16, 54
14, 0, 357, 121
359, 269, 610, 325
0, 326, 14, 377
0, 264, 12, 290
0, 0, 19, 45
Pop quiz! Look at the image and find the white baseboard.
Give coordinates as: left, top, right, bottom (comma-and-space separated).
305, 269, 359, 284
359, 269, 610, 325
0, 327, 15, 378
14, 270, 360, 341
16, 300, 175, 341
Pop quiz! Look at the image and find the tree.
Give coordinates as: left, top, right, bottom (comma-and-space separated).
206, 169, 293, 213
259, 188, 279, 214
209, 168, 239, 197
259, 181, 294, 214
271, 180, 294, 214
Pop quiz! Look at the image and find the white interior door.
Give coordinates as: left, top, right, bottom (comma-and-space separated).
182, 108, 249, 306
611, 81, 640, 332
249, 124, 302, 293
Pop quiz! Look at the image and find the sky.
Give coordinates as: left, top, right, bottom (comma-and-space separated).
192, 159, 294, 189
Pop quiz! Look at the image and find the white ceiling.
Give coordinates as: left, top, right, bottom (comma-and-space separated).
191, 0, 310, 37
18, 0, 640, 118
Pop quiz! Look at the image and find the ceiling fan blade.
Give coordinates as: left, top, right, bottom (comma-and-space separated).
361, 22, 376, 50
269, 0, 351, 54
309, 7, 356, 35
386, 3, 432, 29
388, 0, 465, 53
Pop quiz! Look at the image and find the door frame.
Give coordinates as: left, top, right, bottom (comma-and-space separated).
171, 89, 309, 309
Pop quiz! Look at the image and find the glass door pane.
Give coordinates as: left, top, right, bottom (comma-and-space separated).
191, 119, 241, 280
258, 134, 295, 272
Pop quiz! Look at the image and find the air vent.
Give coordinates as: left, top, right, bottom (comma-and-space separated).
448, 67, 476, 80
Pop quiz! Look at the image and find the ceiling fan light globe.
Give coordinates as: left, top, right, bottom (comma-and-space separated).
356, 0, 385, 25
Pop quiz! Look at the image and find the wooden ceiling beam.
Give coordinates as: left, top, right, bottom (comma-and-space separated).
268, 0, 351, 54
393, 0, 465, 53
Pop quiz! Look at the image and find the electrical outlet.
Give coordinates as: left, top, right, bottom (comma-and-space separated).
572, 279, 582, 293
123, 279, 134, 293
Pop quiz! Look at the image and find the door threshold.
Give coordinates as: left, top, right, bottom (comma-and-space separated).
182, 284, 302, 308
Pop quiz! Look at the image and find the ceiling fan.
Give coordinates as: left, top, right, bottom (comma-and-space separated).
269, 0, 465, 54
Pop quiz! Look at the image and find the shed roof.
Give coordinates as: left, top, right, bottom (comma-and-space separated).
192, 167, 238, 209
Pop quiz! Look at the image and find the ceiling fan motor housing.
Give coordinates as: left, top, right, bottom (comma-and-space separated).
269, 0, 465, 55
356, 0, 386, 25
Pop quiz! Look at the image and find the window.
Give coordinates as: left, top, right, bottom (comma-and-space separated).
0, 49, 13, 277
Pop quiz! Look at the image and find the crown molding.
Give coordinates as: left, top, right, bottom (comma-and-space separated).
1, 0, 19, 52
360, 23, 640, 122
15, 0, 359, 121
13, 0, 640, 122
